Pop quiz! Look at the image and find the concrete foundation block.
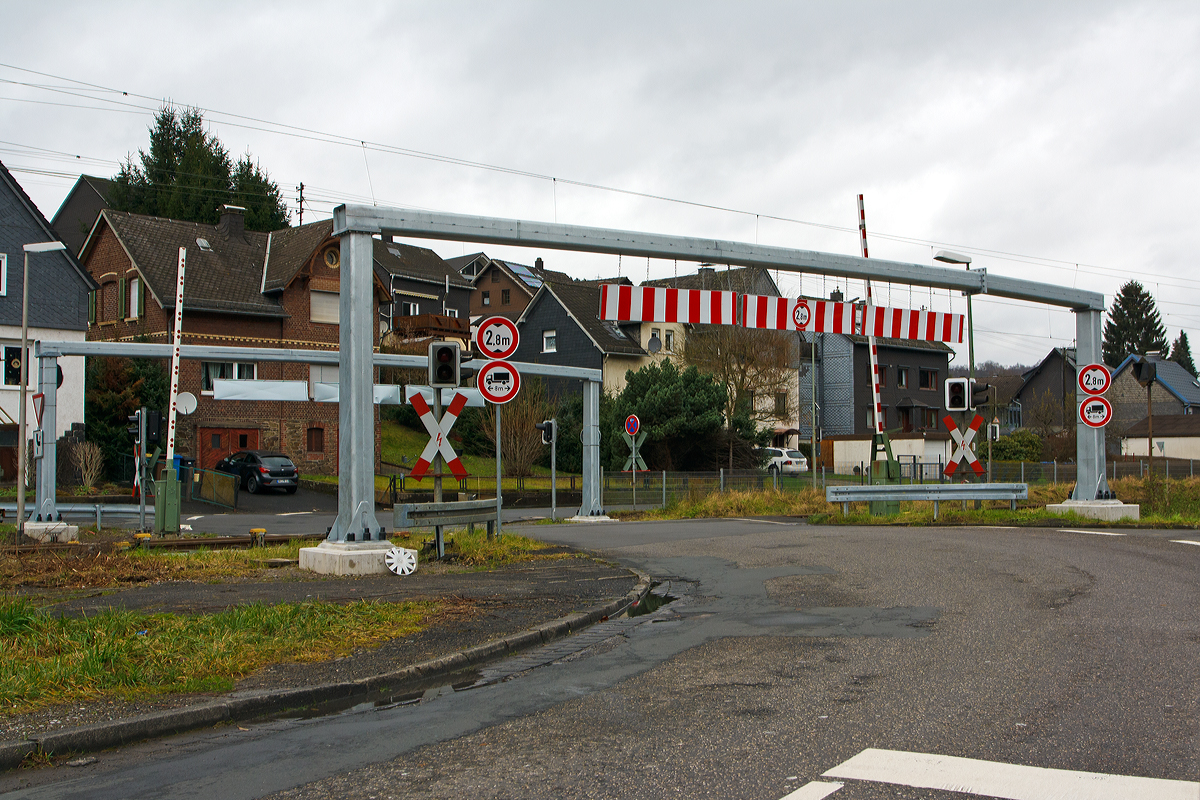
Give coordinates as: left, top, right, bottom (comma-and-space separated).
23, 522, 79, 543
568, 515, 615, 523
1045, 500, 1140, 522
299, 540, 395, 575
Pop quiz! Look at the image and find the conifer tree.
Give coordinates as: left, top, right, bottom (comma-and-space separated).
109, 107, 289, 231
1101, 281, 1168, 367
1171, 331, 1197, 377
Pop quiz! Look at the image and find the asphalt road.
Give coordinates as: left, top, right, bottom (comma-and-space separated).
5, 520, 1198, 799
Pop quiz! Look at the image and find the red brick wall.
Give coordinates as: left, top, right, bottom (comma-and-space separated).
83, 223, 384, 476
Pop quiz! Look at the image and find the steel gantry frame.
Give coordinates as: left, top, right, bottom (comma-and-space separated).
30, 341, 600, 530
32, 206, 1109, 534
333, 204, 1110, 522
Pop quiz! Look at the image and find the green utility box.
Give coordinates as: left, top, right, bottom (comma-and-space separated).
869, 432, 901, 516
154, 468, 181, 534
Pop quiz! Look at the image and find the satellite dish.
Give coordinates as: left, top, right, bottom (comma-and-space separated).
177, 392, 198, 415
647, 333, 662, 354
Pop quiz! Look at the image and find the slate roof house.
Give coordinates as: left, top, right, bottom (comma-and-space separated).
458, 254, 575, 322
0, 162, 98, 481
1010, 347, 1077, 432
78, 205, 449, 473
511, 279, 648, 395
1110, 352, 1200, 437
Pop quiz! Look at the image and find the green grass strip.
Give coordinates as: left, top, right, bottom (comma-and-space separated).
0, 597, 436, 714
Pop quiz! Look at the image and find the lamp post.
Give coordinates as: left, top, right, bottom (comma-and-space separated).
16, 241, 67, 537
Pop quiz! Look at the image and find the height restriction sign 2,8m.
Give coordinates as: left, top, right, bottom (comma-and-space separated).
475, 316, 520, 361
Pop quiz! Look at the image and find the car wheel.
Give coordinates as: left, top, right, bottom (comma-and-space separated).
285, 486, 297, 495
247, 474, 260, 494
768, 465, 779, 476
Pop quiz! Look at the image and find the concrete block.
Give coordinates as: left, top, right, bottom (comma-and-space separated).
1045, 500, 1141, 522
23, 522, 79, 543
299, 540, 395, 575
568, 514, 615, 523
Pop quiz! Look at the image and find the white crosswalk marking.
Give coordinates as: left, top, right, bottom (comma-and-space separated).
779, 781, 843, 799
822, 748, 1198, 799
1171, 539, 1200, 546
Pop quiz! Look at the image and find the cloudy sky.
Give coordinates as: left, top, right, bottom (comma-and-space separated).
3, 1, 1198, 367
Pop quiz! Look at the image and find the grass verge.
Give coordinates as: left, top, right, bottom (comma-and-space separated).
616, 476, 1200, 526
0, 596, 440, 715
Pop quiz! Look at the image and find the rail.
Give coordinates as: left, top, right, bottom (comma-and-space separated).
825, 483, 1029, 520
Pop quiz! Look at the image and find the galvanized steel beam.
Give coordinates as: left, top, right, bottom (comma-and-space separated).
333, 205, 1105, 311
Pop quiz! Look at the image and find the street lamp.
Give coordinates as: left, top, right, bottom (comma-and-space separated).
933, 250, 975, 385
16, 241, 67, 537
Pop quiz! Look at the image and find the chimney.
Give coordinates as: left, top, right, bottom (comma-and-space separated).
216, 204, 246, 241
535, 257, 544, 271
830, 288, 844, 302
698, 264, 715, 289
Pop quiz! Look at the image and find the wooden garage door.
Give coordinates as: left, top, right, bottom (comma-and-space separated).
199, 428, 260, 470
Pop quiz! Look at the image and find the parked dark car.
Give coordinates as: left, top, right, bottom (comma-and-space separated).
214, 451, 299, 494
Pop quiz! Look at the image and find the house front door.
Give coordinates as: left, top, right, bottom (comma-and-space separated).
199, 427, 260, 469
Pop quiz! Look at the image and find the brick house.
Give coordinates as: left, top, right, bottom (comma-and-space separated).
78, 205, 406, 473
0, 161, 98, 480
456, 254, 575, 322
1110, 352, 1200, 437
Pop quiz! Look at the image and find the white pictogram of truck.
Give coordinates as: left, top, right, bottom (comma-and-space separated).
486, 371, 511, 393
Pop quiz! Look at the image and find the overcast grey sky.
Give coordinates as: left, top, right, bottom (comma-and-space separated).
3, 1, 1198, 367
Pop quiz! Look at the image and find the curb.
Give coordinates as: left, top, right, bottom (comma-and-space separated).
1, 568, 652, 771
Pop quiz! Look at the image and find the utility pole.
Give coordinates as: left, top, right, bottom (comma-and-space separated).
297, 183, 304, 225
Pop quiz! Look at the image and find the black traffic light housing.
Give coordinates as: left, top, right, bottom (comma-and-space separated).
971, 381, 992, 410
127, 409, 143, 444
145, 410, 163, 447
428, 341, 461, 388
535, 419, 557, 445
1131, 357, 1156, 387
945, 377, 969, 411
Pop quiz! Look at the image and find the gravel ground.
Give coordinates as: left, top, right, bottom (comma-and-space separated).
1, 555, 637, 744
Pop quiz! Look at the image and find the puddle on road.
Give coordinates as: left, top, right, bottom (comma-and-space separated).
629, 591, 678, 617
267, 669, 482, 721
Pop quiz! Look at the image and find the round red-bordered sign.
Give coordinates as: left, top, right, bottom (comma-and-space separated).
792, 300, 811, 329
1079, 395, 1113, 428
1077, 363, 1111, 396
477, 360, 521, 404
475, 316, 520, 360
625, 415, 640, 436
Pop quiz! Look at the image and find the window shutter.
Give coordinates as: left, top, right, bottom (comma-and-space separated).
88, 291, 96, 324
118, 278, 127, 318
135, 278, 144, 317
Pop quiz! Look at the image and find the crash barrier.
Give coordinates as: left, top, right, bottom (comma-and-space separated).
825, 482, 1029, 520
393, 498, 498, 537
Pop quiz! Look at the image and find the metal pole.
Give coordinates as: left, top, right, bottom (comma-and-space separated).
811, 333, 818, 491
1147, 382, 1153, 483
138, 406, 147, 531
662, 470, 667, 508
434, 390, 444, 557
15, 251, 30, 537
549, 420, 556, 521
494, 403, 502, 538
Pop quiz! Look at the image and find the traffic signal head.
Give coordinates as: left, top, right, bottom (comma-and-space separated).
971, 381, 992, 409
127, 409, 142, 443
145, 410, 163, 447
1131, 357, 1156, 388
945, 377, 969, 411
535, 419, 557, 445
428, 341, 461, 388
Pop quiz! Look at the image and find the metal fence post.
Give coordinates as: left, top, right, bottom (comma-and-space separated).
1054, 460, 1057, 484
821, 465, 825, 489
1021, 461, 1025, 483
662, 471, 667, 508
720, 468, 725, 493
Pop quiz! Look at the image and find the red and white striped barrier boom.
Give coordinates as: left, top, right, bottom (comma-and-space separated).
599, 284, 738, 325
741, 294, 964, 344
859, 194, 883, 434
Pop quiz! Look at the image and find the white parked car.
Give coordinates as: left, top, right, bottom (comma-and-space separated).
755, 447, 809, 475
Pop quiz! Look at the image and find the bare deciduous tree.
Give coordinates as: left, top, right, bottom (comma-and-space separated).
73, 441, 105, 489
478, 378, 553, 477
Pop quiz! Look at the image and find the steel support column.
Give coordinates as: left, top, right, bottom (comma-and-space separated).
328, 229, 384, 542
579, 379, 602, 516
1072, 308, 1111, 500
35, 354, 58, 521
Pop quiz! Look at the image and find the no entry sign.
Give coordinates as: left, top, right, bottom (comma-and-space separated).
477, 360, 521, 404
1077, 363, 1112, 396
1079, 395, 1113, 428
475, 316, 519, 360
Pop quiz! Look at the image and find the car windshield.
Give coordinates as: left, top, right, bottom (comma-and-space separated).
261, 457, 294, 468
786, 450, 805, 459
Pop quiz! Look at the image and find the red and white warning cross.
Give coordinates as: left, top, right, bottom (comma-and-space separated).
943, 413, 986, 477
408, 390, 469, 481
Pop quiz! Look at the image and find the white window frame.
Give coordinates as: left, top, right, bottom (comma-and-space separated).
542, 329, 557, 353
445, 307, 459, 318
482, 291, 491, 307
0, 254, 7, 297
400, 300, 419, 316
664, 329, 674, 352
127, 277, 140, 319
201, 361, 257, 394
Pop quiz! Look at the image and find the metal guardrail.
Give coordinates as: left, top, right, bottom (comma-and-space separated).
826, 482, 1029, 520
393, 498, 498, 532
